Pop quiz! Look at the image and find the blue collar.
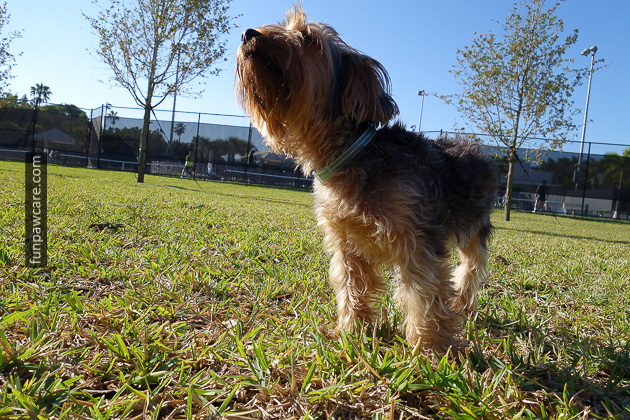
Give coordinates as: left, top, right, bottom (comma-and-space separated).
313, 125, 377, 183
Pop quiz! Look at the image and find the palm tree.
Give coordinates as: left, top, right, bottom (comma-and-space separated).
598, 153, 627, 189
107, 110, 119, 127
30, 82, 51, 105
174, 122, 186, 142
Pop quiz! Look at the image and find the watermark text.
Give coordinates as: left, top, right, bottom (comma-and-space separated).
25, 152, 48, 268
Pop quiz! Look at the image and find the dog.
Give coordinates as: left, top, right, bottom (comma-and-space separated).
236, 6, 497, 352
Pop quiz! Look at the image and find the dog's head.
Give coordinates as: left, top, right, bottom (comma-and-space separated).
236, 5, 398, 157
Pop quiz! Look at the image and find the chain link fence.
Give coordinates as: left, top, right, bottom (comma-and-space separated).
0, 104, 310, 189
1, 104, 628, 219
520, 143, 629, 220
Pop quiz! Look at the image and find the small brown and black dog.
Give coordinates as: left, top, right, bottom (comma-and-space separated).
236, 6, 497, 352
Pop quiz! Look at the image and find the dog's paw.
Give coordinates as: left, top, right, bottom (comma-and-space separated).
319, 325, 340, 340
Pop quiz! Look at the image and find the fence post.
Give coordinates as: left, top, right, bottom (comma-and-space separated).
624, 157, 629, 220
580, 142, 591, 216
97, 105, 104, 169
193, 112, 201, 179
86, 108, 94, 168
30, 100, 40, 154
244, 123, 252, 184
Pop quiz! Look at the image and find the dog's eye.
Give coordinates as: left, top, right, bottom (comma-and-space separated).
302, 35, 313, 45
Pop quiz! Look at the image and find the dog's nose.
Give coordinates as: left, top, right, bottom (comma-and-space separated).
241, 28, 261, 44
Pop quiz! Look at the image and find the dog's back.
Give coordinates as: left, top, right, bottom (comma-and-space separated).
339, 123, 498, 248
433, 136, 498, 232
353, 124, 497, 225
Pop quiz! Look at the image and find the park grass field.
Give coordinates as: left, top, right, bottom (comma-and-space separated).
0, 159, 629, 419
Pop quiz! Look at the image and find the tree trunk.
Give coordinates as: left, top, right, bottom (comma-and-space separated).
504, 149, 517, 222
137, 58, 157, 183
137, 40, 159, 183
502, 66, 527, 222
137, 104, 152, 183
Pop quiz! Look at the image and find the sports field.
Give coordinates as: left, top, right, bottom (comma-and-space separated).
1, 160, 629, 419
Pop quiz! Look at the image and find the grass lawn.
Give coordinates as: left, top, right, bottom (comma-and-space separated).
1, 160, 629, 419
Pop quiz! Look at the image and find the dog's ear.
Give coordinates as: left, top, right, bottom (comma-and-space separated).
337, 53, 399, 126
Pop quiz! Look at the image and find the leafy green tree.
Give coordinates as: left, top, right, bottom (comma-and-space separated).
0, 92, 29, 108
539, 155, 578, 190
102, 126, 163, 158
190, 135, 248, 164
84, 0, 235, 183
30, 82, 51, 105
596, 148, 630, 218
447, 0, 592, 221
0, 2, 20, 93
40, 103, 87, 118
170, 139, 192, 161
597, 149, 629, 190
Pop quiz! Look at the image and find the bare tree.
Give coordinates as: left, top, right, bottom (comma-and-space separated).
446, 0, 593, 221
84, 0, 235, 182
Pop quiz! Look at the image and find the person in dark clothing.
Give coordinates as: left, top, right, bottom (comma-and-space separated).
534, 180, 548, 212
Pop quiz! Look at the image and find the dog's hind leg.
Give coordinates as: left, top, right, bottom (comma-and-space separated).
328, 246, 387, 333
394, 249, 460, 352
451, 228, 490, 313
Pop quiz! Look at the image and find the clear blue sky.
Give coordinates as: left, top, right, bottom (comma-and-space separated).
4, 0, 630, 155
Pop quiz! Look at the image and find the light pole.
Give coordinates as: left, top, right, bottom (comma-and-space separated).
169, 45, 183, 160
417, 90, 427, 133
575, 45, 597, 191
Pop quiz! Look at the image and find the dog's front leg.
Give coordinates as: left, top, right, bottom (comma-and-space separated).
328, 246, 386, 332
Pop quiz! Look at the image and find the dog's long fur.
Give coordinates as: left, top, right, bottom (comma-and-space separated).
236, 6, 497, 352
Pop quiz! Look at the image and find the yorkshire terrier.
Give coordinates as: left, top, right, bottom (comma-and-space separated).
236, 6, 497, 352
